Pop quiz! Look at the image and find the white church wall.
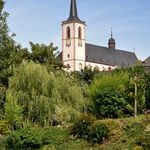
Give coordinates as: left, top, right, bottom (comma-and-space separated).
86, 62, 117, 71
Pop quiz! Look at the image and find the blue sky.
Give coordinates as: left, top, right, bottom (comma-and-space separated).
5, 0, 150, 60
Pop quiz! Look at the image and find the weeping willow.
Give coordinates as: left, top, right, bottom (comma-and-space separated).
5, 61, 85, 127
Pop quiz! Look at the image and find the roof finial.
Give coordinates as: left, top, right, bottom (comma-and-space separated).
111, 27, 113, 38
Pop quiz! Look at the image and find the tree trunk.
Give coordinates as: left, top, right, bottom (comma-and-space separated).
134, 80, 138, 118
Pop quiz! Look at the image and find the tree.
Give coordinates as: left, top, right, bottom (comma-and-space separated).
145, 73, 150, 110
0, 1, 31, 118
89, 71, 133, 118
30, 42, 63, 70
0, 0, 18, 87
128, 64, 145, 118
72, 66, 100, 85
5, 62, 85, 127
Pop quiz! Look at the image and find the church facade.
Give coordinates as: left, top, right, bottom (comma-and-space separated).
59, 0, 138, 72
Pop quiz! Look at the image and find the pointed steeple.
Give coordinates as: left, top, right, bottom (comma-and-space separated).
62, 0, 85, 24
67, 0, 80, 22
70, 0, 78, 19
63, 0, 85, 24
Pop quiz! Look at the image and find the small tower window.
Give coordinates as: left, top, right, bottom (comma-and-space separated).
67, 54, 70, 58
67, 64, 70, 69
67, 27, 71, 39
78, 27, 82, 39
79, 63, 82, 70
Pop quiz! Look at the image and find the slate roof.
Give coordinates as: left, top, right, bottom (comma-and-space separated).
85, 43, 138, 67
143, 56, 150, 67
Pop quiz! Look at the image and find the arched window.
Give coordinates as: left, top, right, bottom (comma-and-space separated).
108, 67, 112, 71
67, 27, 71, 39
78, 27, 82, 39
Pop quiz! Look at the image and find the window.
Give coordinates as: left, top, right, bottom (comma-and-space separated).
67, 54, 70, 58
108, 67, 112, 71
67, 64, 70, 69
79, 63, 82, 70
67, 27, 71, 39
78, 27, 82, 39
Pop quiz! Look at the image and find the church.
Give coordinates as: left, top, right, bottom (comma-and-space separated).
58, 0, 138, 71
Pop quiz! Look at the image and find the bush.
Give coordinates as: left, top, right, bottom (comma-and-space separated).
70, 114, 110, 144
5, 127, 43, 149
136, 133, 150, 150
92, 88, 133, 118
89, 123, 109, 144
70, 113, 95, 139
95, 119, 123, 136
5, 127, 69, 150
88, 71, 134, 119
0, 120, 10, 135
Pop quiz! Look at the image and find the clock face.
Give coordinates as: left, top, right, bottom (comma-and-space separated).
66, 39, 71, 47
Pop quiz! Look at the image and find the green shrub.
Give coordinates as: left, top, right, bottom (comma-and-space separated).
0, 120, 10, 135
5, 127, 69, 150
70, 113, 95, 139
136, 133, 150, 150
5, 127, 43, 149
88, 71, 134, 119
95, 119, 123, 136
89, 123, 109, 144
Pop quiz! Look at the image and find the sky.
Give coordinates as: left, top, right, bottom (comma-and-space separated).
4, 0, 150, 60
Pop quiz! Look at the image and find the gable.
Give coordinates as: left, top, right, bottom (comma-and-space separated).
143, 56, 150, 66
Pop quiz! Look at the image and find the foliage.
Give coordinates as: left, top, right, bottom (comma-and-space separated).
89, 71, 133, 118
0, 1, 30, 119
95, 119, 123, 136
5, 126, 99, 150
101, 116, 150, 150
5, 92, 23, 130
30, 42, 63, 70
0, 120, 10, 135
0, 0, 19, 87
89, 123, 109, 144
5, 127, 69, 150
136, 133, 150, 150
5, 62, 85, 127
128, 64, 145, 117
70, 113, 95, 139
73, 66, 100, 85
54, 105, 81, 124
93, 88, 133, 118
144, 73, 150, 110
0, 84, 6, 118
41, 139, 100, 150
70, 114, 110, 144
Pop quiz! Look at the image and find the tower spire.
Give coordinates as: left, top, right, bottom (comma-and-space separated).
70, 0, 78, 18
67, 0, 80, 22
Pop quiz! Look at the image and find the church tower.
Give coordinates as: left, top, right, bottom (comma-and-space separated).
108, 28, 116, 49
62, 0, 86, 71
